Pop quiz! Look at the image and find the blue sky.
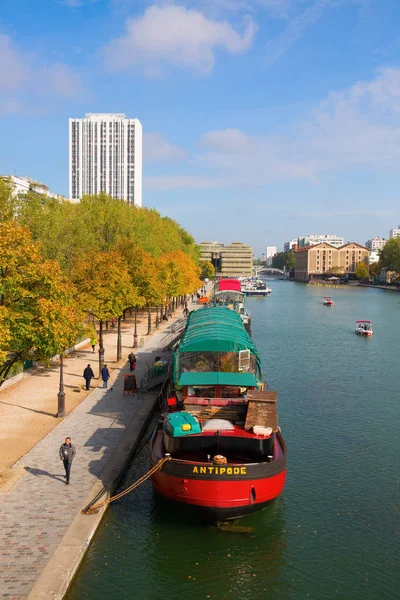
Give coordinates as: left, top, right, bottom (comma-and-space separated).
1, 0, 400, 254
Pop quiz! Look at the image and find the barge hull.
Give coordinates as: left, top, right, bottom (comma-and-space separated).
151, 469, 286, 521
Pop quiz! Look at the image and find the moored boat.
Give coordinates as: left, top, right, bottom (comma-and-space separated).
241, 277, 271, 297
150, 306, 286, 521
355, 320, 373, 336
214, 278, 251, 333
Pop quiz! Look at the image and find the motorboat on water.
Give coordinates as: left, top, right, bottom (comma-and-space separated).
240, 277, 271, 297
323, 296, 334, 306
355, 320, 373, 336
150, 306, 286, 521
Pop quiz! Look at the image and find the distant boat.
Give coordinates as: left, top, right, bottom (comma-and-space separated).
323, 296, 334, 306
355, 320, 373, 336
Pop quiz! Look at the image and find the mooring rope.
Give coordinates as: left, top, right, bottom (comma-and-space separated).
82, 456, 171, 515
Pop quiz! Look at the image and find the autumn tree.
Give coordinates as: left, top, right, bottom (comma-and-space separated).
355, 261, 369, 280
0, 222, 82, 386
324, 266, 345, 276
368, 261, 381, 277
71, 249, 140, 365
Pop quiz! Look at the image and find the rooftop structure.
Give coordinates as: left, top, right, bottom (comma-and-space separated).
1, 175, 62, 200
298, 234, 344, 249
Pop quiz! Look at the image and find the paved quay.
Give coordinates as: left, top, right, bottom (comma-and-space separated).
0, 299, 199, 600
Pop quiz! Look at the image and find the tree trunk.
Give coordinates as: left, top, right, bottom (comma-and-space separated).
106, 320, 108, 331
117, 315, 122, 361
98, 320, 104, 376
147, 303, 152, 335
155, 305, 159, 328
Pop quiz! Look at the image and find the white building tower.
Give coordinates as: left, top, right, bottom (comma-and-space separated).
69, 113, 142, 206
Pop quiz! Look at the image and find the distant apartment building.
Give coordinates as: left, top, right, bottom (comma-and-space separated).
284, 239, 298, 252
265, 246, 277, 266
199, 241, 224, 272
369, 251, 380, 264
295, 242, 369, 282
298, 234, 344, 248
200, 241, 253, 276
69, 113, 142, 205
365, 237, 386, 251
1, 175, 61, 199
389, 226, 400, 239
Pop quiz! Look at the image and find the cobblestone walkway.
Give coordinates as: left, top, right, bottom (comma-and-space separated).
0, 321, 180, 600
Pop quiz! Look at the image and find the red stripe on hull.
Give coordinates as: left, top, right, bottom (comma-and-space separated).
151, 469, 286, 510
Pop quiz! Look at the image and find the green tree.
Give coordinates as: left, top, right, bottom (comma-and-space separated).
200, 260, 215, 280
355, 261, 369, 280
272, 251, 295, 271
379, 238, 400, 273
0, 222, 82, 386
0, 177, 19, 222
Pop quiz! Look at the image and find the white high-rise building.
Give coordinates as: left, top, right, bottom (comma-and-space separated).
69, 113, 142, 205
265, 246, 277, 266
365, 237, 386, 251
389, 226, 400, 239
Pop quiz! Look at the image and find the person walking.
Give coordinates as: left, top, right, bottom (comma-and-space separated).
101, 364, 110, 388
59, 437, 76, 485
83, 364, 94, 390
128, 352, 136, 372
90, 337, 96, 353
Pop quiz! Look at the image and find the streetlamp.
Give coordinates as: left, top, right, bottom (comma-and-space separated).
57, 353, 66, 418
133, 305, 138, 348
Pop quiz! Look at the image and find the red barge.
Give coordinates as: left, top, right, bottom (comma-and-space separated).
151, 306, 286, 520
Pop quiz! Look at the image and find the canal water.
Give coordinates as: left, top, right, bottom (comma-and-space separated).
67, 281, 400, 600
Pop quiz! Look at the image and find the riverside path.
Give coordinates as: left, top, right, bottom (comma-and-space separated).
0, 295, 202, 600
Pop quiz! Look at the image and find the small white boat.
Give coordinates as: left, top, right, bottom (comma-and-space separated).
323, 296, 334, 306
355, 320, 373, 336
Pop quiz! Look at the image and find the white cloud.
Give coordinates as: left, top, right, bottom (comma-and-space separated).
102, 5, 256, 76
145, 67, 400, 190
200, 128, 252, 152
0, 35, 30, 91
262, 0, 329, 68
144, 133, 188, 162
0, 34, 84, 113
144, 175, 227, 189
61, 0, 98, 7
38, 63, 83, 97
188, 0, 291, 17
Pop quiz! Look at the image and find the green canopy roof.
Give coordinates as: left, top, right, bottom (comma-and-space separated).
179, 371, 258, 387
178, 306, 258, 355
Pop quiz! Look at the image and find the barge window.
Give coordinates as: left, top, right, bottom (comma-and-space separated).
221, 386, 244, 398
188, 385, 216, 398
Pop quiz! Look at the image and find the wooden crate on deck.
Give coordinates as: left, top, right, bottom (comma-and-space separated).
244, 390, 278, 432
